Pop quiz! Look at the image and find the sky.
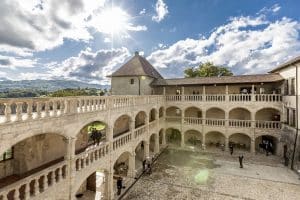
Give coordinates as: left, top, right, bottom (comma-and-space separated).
0, 0, 300, 85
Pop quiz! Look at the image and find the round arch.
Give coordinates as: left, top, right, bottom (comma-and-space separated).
159, 128, 164, 145
113, 114, 132, 138
165, 128, 181, 146
255, 108, 281, 121
184, 106, 202, 118
206, 107, 225, 119
184, 129, 203, 146
229, 107, 251, 120
205, 131, 225, 148
255, 135, 279, 155
159, 107, 164, 118
166, 106, 182, 117
149, 108, 157, 122
135, 111, 147, 128
229, 133, 251, 151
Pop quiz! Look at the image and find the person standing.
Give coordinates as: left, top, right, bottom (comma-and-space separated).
142, 159, 146, 171
230, 144, 234, 155
238, 155, 244, 168
117, 177, 123, 195
147, 163, 152, 174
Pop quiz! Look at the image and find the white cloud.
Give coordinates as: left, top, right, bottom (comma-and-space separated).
152, 0, 169, 22
48, 47, 131, 84
148, 13, 300, 78
0, 55, 37, 68
139, 8, 146, 15
104, 37, 111, 43
259, 4, 281, 15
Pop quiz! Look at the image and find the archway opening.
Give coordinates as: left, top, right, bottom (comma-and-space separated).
149, 108, 157, 122
229, 133, 251, 152
159, 107, 164, 118
229, 108, 251, 120
255, 135, 278, 155
166, 107, 181, 122
166, 128, 181, 146
75, 170, 107, 199
255, 108, 280, 121
76, 121, 106, 154
159, 129, 164, 147
135, 111, 146, 128
0, 133, 67, 192
113, 115, 131, 138
205, 131, 225, 150
185, 107, 202, 118
135, 141, 146, 174
206, 108, 225, 119
185, 130, 202, 148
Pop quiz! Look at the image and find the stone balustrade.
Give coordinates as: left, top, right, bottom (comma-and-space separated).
0, 161, 67, 200
166, 94, 282, 102
75, 143, 109, 171
166, 116, 281, 130
134, 125, 147, 138
113, 131, 132, 150
0, 95, 165, 124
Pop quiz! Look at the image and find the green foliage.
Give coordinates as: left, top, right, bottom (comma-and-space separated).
0, 89, 48, 98
49, 88, 106, 97
184, 62, 233, 78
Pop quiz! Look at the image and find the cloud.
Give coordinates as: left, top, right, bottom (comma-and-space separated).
152, 0, 169, 22
139, 8, 146, 15
148, 12, 300, 78
0, 55, 37, 68
48, 47, 131, 84
259, 4, 281, 15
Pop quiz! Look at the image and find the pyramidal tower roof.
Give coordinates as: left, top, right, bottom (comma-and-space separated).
110, 51, 163, 79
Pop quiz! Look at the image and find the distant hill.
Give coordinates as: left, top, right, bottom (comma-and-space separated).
0, 79, 109, 92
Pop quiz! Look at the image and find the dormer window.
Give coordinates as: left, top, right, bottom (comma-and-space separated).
130, 78, 134, 84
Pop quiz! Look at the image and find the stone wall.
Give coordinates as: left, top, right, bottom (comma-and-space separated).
111, 76, 154, 95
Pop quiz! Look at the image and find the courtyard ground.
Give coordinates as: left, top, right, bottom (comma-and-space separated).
122, 147, 300, 200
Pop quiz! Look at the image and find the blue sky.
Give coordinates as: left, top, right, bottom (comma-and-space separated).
0, 0, 300, 84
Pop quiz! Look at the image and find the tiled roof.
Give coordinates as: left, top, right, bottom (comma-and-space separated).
270, 55, 300, 73
151, 74, 284, 86
110, 52, 163, 79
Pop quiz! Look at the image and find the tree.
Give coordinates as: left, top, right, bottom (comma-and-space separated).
184, 62, 233, 78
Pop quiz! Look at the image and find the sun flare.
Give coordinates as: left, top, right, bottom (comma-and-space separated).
97, 7, 129, 35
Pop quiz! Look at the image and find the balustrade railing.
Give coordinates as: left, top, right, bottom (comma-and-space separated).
165, 94, 282, 102
75, 143, 109, 171
112, 131, 132, 150
255, 120, 281, 129
0, 161, 67, 200
165, 116, 181, 123
184, 117, 202, 125
0, 95, 164, 124
134, 125, 147, 138
205, 118, 226, 126
228, 119, 252, 128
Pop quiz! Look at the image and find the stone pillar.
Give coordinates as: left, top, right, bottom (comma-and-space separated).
128, 152, 136, 178
202, 110, 206, 125
251, 137, 256, 154
64, 137, 76, 200
225, 111, 229, 127
251, 112, 256, 128
181, 131, 185, 147
202, 85, 206, 101
4, 103, 11, 123
181, 86, 185, 101
162, 129, 166, 146
144, 141, 150, 160
202, 133, 206, 150
27, 101, 33, 120
154, 134, 159, 154
225, 136, 229, 152
105, 171, 114, 200
225, 85, 229, 101
251, 84, 255, 102
163, 87, 166, 95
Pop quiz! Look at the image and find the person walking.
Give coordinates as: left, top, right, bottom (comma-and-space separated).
230, 144, 234, 155
238, 155, 244, 168
117, 177, 123, 195
142, 159, 146, 171
147, 163, 152, 175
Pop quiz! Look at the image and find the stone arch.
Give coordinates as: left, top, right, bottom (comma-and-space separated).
149, 133, 159, 155
229, 107, 251, 120
0, 133, 68, 183
159, 128, 164, 146
75, 121, 107, 154
184, 106, 202, 118
228, 133, 251, 151
166, 106, 182, 117
113, 114, 132, 138
184, 129, 203, 146
159, 106, 164, 118
255, 134, 279, 155
205, 131, 225, 148
149, 108, 157, 122
206, 107, 225, 119
255, 108, 281, 121
165, 128, 181, 146
113, 151, 133, 178
135, 111, 147, 128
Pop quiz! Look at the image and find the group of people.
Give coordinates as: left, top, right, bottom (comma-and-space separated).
90, 128, 102, 145
259, 140, 273, 156
142, 159, 152, 174
116, 177, 125, 195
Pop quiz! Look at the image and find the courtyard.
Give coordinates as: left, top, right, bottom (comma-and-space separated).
122, 148, 300, 200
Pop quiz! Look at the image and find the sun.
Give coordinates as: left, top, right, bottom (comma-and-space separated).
96, 7, 129, 35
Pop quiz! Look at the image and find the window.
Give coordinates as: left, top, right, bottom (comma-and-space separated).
291, 78, 295, 95
130, 79, 134, 84
0, 148, 13, 162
